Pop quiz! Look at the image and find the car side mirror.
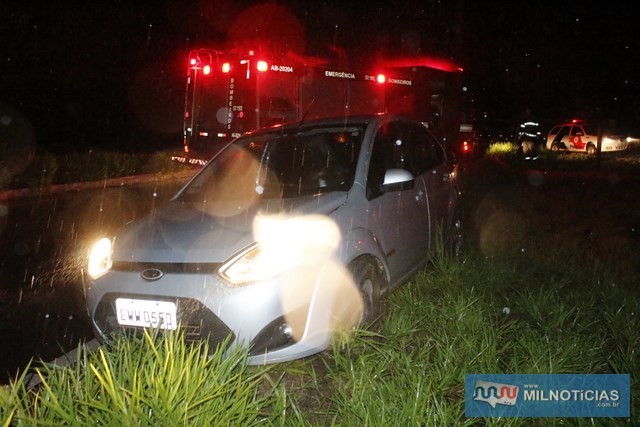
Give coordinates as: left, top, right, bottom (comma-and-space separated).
381, 168, 414, 192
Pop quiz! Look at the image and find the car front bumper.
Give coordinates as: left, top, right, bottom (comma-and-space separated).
86, 260, 360, 364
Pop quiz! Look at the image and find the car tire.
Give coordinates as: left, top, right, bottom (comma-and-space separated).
447, 208, 465, 259
550, 143, 560, 152
348, 257, 383, 325
586, 144, 597, 155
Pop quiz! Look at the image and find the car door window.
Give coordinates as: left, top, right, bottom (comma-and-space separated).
552, 125, 571, 144
366, 122, 403, 199
405, 123, 444, 174
366, 121, 444, 200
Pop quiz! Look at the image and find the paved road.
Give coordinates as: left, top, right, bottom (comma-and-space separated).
0, 169, 196, 385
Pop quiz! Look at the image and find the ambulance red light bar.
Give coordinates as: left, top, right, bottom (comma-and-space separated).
257, 60, 268, 72
203, 65, 211, 75
379, 56, 463, 73
222, 62, 231, 73
377, 74, 386, 84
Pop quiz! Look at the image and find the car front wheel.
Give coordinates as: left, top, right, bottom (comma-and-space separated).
586, 144, 597, 155
348, 257, 383, 325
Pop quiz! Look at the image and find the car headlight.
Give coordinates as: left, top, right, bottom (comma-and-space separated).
220, 215, 341, 286
218, 243, 301, 286
88, 237, 113, 279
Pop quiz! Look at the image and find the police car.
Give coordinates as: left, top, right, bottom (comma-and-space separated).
546, 120, 628, 154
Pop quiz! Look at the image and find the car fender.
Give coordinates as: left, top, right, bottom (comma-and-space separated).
338, 226, 389, 286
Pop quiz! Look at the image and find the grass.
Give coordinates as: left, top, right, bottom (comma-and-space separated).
267, 247, 639, 426
0, 330, 288, 426
1, 144, 639, 425
2, 149, 182, 191
3, 250, 637, 425
484, 139, 640, 175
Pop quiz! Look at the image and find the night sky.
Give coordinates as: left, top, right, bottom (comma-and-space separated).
2, 1, 640, 154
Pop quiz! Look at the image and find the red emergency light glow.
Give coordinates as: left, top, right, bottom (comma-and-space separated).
222, 62, 231, 73
257, 60, 268, 72
379, 56, 462, 73
190, 58, 198, 67
462, 141, 471, 152
203, 65, 211, 75
377, 74, 386, 84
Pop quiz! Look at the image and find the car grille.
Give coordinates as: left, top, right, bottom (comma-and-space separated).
111, 261, 221, 274
93, 292, 234, 348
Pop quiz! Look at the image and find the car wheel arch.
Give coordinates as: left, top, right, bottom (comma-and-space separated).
342, 227, 389, 277
347, 255, 387, 325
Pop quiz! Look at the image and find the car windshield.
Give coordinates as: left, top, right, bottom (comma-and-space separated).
179, 125, 364, 204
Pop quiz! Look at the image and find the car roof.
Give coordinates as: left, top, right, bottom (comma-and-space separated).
555, 121, 585, 126
242, 114, 418, 137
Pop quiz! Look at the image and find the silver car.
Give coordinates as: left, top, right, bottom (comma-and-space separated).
86, 114, 462, 364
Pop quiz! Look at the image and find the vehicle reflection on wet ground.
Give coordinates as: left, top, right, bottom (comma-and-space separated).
0, 177, 190, 385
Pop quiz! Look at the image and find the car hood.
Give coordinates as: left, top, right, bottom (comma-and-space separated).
112, 192, 348, 263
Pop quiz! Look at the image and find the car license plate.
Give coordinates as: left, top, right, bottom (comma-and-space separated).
115, 298, 177, 330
